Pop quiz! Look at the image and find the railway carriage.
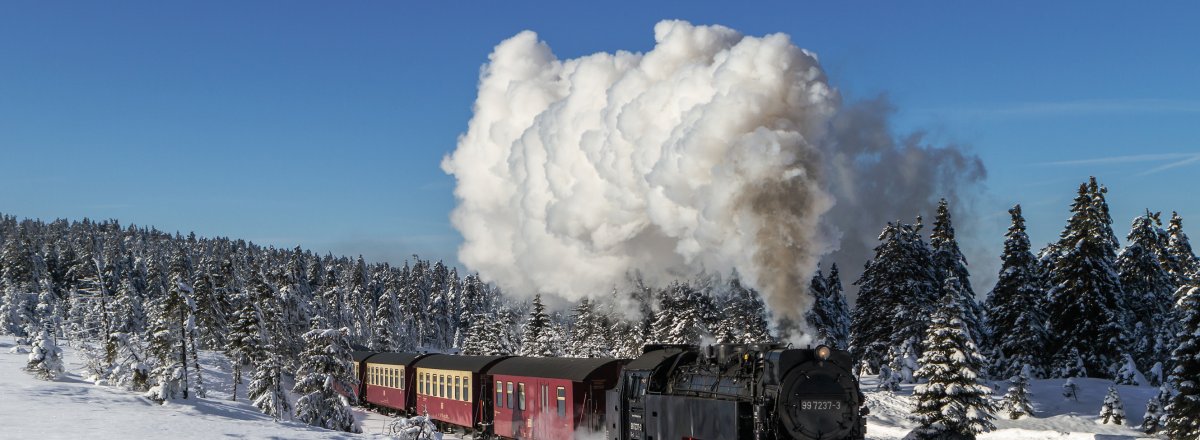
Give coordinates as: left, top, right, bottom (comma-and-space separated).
349, 350, 377, 400
413, 354, 511, 433
488, 357, 622, 439
363, 352, 431, 414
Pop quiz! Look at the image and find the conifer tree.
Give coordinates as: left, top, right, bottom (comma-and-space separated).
26, 323, 64, 380
1116, 211, 1176, 370
911, 277, 995, 440
519, 294, 558, 357
1166, 212, 1199, 287
985, 205, 1050, 378
1113, 354, 1141, 386
1099, 385, 1126, 425
807, 265, 851, 349
852, 220, 939, 372
293, 326, 360, 433
1142, 386, 1170, 435
714, 273, 772, 344
460, 311, 496, 356
1001, 365, 1034, 420
565, 298, 609, 358
226, 293, 261, 402
931, 199, 988, 348
144, 249, 199, 402
652, 282, 707, 345
822, 265, 851, 349
370, 287, 399, 352
1165, 282, 1200, 439
249, 349, 290, 421
1045, 179, 1126, 378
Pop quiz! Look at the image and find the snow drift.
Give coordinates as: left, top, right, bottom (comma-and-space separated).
442, 20, 984, 338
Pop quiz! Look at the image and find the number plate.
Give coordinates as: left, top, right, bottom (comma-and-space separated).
800, 400, 843, 411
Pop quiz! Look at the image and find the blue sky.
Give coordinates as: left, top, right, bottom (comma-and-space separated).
1, 2, 1197, 270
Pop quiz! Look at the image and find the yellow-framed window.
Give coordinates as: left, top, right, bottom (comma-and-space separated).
454, 376, 461, 400
462, 375, 470, 401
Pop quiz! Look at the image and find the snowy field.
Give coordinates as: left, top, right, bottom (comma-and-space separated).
1, 336, 1161, 439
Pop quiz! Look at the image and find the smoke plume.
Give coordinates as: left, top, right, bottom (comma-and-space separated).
442, 21, 985, 338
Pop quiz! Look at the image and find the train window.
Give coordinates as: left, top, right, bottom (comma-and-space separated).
454, 377, 461, 400
506, 382, 514, 409
462, 376, 469, 401
400, 369, 405, 390
495, 381, 503, 408
556, 387, 566, 417
391, 369, 397, 388
518, 383, 526, 411
440, 375, 446, 398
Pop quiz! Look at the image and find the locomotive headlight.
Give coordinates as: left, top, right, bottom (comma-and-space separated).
816, 345, 831, 361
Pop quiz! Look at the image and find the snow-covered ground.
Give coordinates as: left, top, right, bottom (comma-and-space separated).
859, 375, 1158, 439
1, 336, 1163, 439
0, 336, 405, 439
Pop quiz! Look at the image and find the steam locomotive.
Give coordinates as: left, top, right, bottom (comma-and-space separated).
351, 344, 866, 439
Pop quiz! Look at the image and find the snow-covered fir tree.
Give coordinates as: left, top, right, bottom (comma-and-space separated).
1113, 354, 1141, 386
519, 294, 560, 357
1116, 210, 1176, 370
1001, 364, 1034, 420
1099, 384, 1126, 425
714, 273, 772, 344
293, 325, 359, 433
985, 205, 1050, 378
460, 311, 498, 356
1142, 386, 1170, 435
930, 199, 988, 349
26, 323, 64, 380
911, 277, 994, 440
1165, 281, 1200, 439
248, 349, 290, 421
884, 337, 919, 384
226, 292, 262, 402
1045, 179, 1126, 378
1166, 212, 1199, 287
652, 282, 709, 345
144, 249, 201, 403
806, 265, 851, 349
851, 220, 939, 372
370, 285, 399, 352
565, 298, 609, 358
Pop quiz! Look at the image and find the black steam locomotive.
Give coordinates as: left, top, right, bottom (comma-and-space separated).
352, 343, 866, 439
606, 344, 867, 440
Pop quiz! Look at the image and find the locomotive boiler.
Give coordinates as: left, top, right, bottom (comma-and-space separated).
605, 344, 866, 440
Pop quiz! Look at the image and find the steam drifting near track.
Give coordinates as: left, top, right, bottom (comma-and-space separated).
442, 20, 984, 339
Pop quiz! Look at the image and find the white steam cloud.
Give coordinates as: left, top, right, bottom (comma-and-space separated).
442, 20, 985, 338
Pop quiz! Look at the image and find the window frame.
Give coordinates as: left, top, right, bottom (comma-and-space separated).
506, 381, 514, 409
518, 383, 526, 411
556, 386, 566, 417
495, 381, 503, 408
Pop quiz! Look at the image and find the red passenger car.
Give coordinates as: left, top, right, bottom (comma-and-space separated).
413, 354, 510, 433
488, 357, 622, 439
362, 352, 430, 414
